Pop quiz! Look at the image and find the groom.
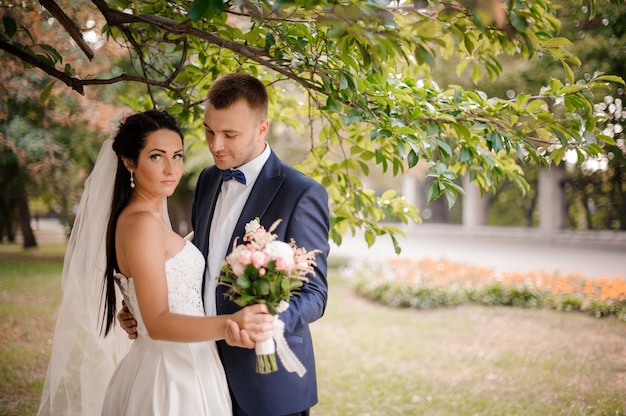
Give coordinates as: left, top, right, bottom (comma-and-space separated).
193, 72, 329, 416
122, 73, 329, 415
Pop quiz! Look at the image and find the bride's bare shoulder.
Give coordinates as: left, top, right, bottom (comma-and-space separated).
117, 209, 165, 242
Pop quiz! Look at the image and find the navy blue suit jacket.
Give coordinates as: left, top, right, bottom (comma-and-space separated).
191, 150, 330, 416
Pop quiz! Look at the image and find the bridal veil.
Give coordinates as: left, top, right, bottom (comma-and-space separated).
38, 138, 131, 415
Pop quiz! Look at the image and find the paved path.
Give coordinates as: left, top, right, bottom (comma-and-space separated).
30, 219, 625, 279
330, 224, 626, 279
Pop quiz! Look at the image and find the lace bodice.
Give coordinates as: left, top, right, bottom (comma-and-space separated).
115, 240, 206, 337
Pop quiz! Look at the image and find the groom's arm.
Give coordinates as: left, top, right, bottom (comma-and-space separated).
278, 182, 330, 333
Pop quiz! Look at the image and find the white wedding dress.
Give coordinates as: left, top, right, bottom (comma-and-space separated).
101, 240, 232, 416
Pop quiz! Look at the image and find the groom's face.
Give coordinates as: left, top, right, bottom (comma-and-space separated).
203, 98, 269, 170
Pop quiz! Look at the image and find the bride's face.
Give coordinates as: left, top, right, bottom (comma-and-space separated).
132, 128, 184, 198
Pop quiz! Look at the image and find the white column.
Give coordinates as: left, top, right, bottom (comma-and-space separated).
462, 174, 489, 228
401, 174, 420, 229
401, 174, 419, 208
538, 165, 566, 238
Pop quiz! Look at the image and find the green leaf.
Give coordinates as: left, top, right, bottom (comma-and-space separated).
464, 36, 475, 55
324, 95, 342, 113
265, 33, 276, 49
415, 45, 435, 69
597, 134, 616, 146
526, 99, 547, 112
510, 11, 528, 32
434, 138, 452, 158
592, 75, 625, 85
188, 0, 224, 20
364, 229, 375, 247
64, 63, 75, 77
339, 71, 349, 90
559, 85, 583, 95
391, 234, 401, 255
236, 274, 251, 289
254, 279, 270, 296
444, 189, 457, 209
549, 78, 564, 92
471, 64, 483, 84
267, 303, 277, 315
562, 62, 575, 84
459, 146, 471, 163
414, 19, 437, 38
550, 146, 565, 165
3, 16, 17, 39
541, 37, 572, 48
520, 32, 536, 58
358, 160, 370, 175
41, 44, 62, 64
188, 0, 209, 20
426, 180, 442, 203
380, 189, 397, 201
407, 149, 419, 168
40, 81, 56, 103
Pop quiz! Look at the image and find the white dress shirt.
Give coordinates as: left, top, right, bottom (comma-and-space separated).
204, 144, 271, 315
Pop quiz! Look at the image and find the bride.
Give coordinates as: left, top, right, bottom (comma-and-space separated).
38, 110, 274, 415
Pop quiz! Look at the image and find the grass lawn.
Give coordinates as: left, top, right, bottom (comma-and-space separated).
313, 275, 626, 415
1, 243, 625, 415
0, 243, 65, 416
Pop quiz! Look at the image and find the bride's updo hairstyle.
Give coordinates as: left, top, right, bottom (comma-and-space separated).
102, 110, 184, 336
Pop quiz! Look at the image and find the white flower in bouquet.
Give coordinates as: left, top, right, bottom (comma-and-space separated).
264, 240, 295, 271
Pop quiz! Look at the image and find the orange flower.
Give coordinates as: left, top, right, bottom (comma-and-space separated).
379, 258, 626, 303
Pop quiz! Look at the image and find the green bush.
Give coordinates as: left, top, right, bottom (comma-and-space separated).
354, 267, 626, 322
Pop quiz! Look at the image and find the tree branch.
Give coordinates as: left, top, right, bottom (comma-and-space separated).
90, 2, 326, 97
0, 38, 190, 100
39, 0, 94, 60
0, 39, 85, 94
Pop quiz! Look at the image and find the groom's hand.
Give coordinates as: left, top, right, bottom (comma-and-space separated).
224, 320, 255, 349
117, 300, 138, 340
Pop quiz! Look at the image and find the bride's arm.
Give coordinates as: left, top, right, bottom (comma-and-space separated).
120, 212, 273, 342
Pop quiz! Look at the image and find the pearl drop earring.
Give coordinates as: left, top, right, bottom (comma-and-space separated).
130, 171, 136, 188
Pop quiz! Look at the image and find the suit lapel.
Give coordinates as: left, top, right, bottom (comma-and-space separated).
232, 152, 284, 246
197, 168, 222, 257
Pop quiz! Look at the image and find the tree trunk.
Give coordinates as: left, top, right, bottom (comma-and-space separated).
522, 194, 537, 228
16, 186, 37, 248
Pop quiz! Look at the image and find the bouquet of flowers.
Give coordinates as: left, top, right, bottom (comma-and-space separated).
219, 218, 320, 374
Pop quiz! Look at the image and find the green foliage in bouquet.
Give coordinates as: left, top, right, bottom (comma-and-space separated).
219, 256, 308, 315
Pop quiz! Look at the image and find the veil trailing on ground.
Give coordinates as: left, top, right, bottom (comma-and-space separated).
37, 138, 129, 415
37, 138, 171, 415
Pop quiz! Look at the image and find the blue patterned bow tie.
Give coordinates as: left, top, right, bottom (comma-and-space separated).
220, 169, 246, 185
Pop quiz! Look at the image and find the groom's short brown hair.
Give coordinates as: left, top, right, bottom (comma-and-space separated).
206, 73, 269, 119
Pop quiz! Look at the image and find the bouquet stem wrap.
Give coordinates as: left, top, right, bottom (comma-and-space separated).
254, 301, 306, 377
254, 337, 278, 374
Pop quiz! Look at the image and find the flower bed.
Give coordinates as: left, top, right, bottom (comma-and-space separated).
353, 258, 626, 321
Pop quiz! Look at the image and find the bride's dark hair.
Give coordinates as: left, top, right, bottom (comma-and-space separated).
102, 110, 184, 336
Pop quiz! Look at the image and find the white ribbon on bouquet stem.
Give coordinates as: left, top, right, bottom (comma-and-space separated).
255, 301, 306, 377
